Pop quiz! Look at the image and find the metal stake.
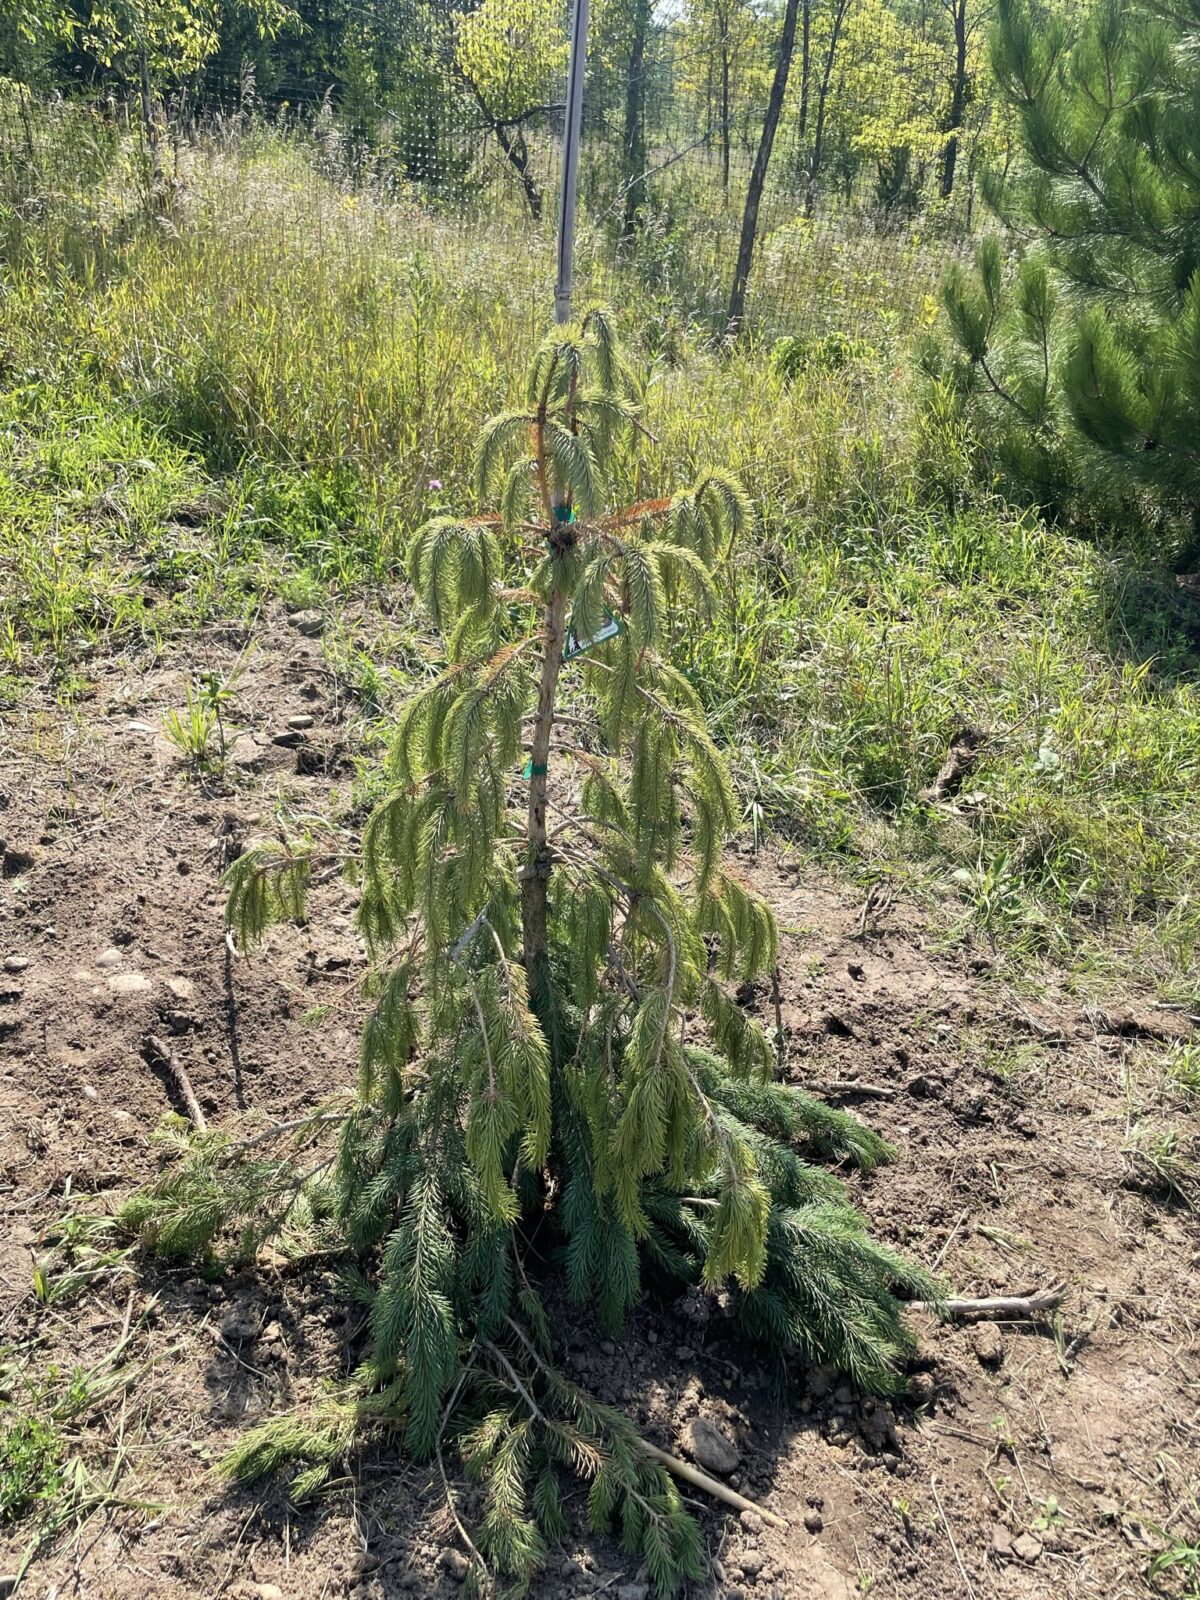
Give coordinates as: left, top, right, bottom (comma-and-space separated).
554, 0, 590, 324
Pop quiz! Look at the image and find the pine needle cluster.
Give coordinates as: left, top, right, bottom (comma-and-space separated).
128, 310, 935, 1593
924, 0, 1200, 567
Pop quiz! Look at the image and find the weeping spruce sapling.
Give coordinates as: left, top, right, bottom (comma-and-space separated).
130, 310, 936, 1594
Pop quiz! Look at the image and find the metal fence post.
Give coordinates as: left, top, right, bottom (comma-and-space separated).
554, 0, 590, 325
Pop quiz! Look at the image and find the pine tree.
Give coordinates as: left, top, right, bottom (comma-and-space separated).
929, 0, 1200, 569
125, 310, 937, 1594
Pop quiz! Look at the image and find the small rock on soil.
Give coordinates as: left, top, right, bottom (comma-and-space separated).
684, 1417, 739, 1475
440, 1548, 470, 1582
970, 1322, 1005, 1368
1012, 1532, 1043, 1563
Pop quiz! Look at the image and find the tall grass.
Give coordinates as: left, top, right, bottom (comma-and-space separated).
1, 113, 1197, 987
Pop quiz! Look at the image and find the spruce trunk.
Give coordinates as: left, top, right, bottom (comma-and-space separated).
521, 584, 567, 1021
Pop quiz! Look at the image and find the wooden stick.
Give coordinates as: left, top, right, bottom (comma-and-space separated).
907, 1284, 1066, 1321
144, 1033, 208, 1132
919, 726, 985, 807
930, 1474, 977, 1600
931, 1208, 969, 1272
637, 1442, 789, 1528
231, 1111, 347, 1150
813, 1080, 896, 1100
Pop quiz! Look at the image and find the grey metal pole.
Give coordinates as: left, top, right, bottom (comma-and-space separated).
554, 0, 590, 324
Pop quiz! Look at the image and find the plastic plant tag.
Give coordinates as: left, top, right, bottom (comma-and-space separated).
565, 610, 621, 660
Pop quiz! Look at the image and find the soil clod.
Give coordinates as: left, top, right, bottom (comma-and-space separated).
685, 1418, 740, 1476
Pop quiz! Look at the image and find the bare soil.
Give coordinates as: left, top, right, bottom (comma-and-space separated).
2, 612, 1196, 1600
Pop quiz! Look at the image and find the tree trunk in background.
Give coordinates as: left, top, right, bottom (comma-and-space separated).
726, 0, 801, 335
798, 0, 811, 140
493, 119, 543, 220
16, 80, 37, 167
940, 0, 968, 198
139, 44, 165, 205
721, 37, 731, 193
454, 64, 545, 221
704, 52, 715, 162
622, 0, 651, 237
804, 0, 851, 217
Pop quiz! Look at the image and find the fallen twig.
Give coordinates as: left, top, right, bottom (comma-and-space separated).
143, 1033, 208, 1132
930, 1473, 977, 1600
436, 1349, 488, 1590
771, 964, 784, 1071
813, 1080, 896, 1099
931, 1208, 969, 1272
907, 1284, 1067, 1321
919, 725, 986, 806
231, 1110, 348, 1150
637, 1441, 789, 1528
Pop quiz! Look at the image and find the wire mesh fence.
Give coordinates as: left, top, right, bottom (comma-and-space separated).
1, 0, 1000, 348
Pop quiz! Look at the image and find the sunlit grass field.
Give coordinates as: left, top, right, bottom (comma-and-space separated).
2, 112, 1198, 995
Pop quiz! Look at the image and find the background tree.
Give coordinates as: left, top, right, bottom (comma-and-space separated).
0, 1, 75, 164
79, 0, 289, 194
681, 0, 760, 195
450, 0, 568, 219
727, 0, 804, 332
618, 0, 652, 236
0, 0, 75, 87
799, 0, 853, 213
936, 0, 995, 197
933, 0, 1200, 568
819, 0, 945, 212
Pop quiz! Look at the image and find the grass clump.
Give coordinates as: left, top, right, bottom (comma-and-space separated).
3, 128, 1198, 982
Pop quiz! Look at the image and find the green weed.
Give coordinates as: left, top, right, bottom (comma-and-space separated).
1149, 1534, 1200, 1597
161, 688, 219, 767
0, 1412, 64, 1522
1123, 1125, 1197, 1208
1166, 1043, 1200, 1098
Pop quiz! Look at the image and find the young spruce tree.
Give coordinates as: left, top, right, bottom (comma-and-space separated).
928, 0, 1200, 568
125, 311, 935, 1594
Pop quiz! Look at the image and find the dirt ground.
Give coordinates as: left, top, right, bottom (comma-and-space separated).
2, 611, 1197, 1600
